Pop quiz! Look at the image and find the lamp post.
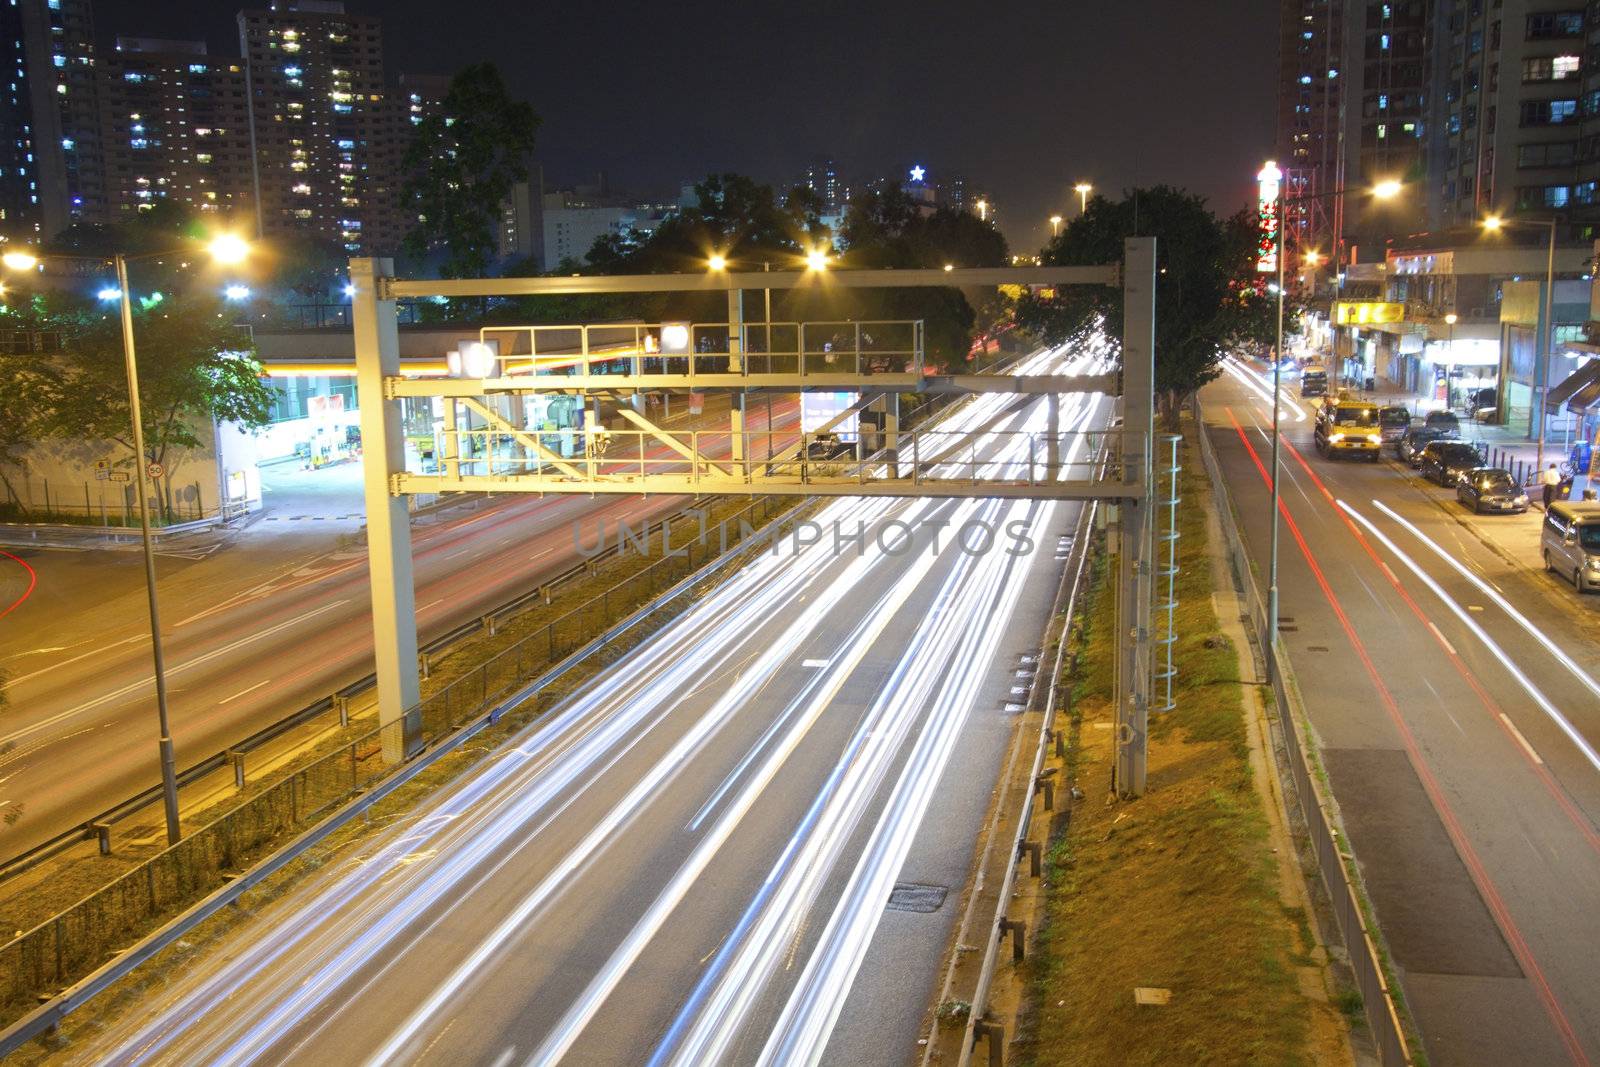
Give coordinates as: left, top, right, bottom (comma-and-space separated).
2, 232, 251, 846
1482, 214, 1558, 470
1049, 214, 1063, 238
1074, 182, 1092, 215
1262, 174, 1403, 651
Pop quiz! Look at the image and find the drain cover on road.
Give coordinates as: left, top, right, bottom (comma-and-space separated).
886, 882, 948, 913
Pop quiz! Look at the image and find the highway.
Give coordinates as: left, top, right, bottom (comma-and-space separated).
1205, 359, 1600, 1066
65, 345, 1111, 1066
0, 402, 795, 862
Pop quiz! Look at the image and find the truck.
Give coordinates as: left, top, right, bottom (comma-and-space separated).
1313, 397, 1382, 461
1299, 365, 1328, 397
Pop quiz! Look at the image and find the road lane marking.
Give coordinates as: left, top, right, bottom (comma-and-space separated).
5, 634, 142, 686
1426, 621, 1458, 656
801, 659, 829, 667
0, 599, 348, 746
1501, 714, 1544, 765
220, 680, 269, 704
419, 598, 445, 611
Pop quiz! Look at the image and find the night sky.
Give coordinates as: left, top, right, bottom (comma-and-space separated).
100, 0, 1279, 252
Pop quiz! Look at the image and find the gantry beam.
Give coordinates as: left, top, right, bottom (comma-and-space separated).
385, 371, 1118, 398
384, 265, 1117, 300
392, 472, 1145, 501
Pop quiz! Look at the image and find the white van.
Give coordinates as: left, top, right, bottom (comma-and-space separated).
1541, 501, 1600, 593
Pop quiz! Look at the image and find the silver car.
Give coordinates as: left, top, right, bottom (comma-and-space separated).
1542, 501, 1600, 593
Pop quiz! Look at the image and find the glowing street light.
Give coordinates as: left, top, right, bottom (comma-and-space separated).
207, 233, 250, 266
1049, 214, 1064, 237
223, 284, 252, 301
1444, 312, 1459, 325
707, 253, 728, 272
1, 250, 39, 272
1074, 182, 1092, 214
1302, 249, 1323, 267
806, 249, 830, 271
1372, 179, 1404, 200
975, 198, 989, 221
98, 286, 123, 301
1482, 214, 1505, 232
943, 263, 954, 272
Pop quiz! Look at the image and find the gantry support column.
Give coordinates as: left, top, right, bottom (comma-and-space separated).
351, 257, 422, 763
728, 288, 746, 471
1115, 237, 1156, 797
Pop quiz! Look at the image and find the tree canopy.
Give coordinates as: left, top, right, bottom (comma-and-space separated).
1, 293, 276, 517
403, 63, 541, 280
1018, 186, 1278, 422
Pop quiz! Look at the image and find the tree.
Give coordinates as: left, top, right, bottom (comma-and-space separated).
834, 187, 1010, 367
1019, 186, 1278, 425
403, 63, 540, 282
44, 296, 275, 518
0, 345, 61, 515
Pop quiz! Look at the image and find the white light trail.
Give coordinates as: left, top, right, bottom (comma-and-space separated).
1337, 500, 1600, 776
1222, 354, 1306, 422
1371, 498, 1600, 705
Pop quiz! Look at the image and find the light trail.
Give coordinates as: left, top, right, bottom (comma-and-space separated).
1221, 354, 1307, 423
1337, 500, 1600, 777
1370, 498, 1600, 706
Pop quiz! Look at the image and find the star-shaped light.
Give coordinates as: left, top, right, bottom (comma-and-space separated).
909, 165, 926, 182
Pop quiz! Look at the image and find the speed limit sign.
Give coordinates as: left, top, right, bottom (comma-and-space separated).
146, 462, 163, 480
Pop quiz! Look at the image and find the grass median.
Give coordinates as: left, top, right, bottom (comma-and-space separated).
1016, 422, 1349, 1066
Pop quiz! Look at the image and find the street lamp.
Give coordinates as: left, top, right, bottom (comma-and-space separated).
1263, 173, 1403, 653
1049, 214, 1064, 237
1482, 213, 1558, 470
805, 248, 829, 271
975, 198, 989, 222
707, 253, 728, 272
1074, 182, 1092, 215
1, 232, 253, 847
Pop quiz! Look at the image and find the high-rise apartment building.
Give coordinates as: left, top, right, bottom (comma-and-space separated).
1277, 1, 1431, 257
237, 1, 391, 253
99, 39, 254, 224
1435, 3, 1600, 237
0, 2, 48, 245
802, 157, 844, 215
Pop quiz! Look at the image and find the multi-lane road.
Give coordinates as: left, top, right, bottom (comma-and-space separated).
63, 346, 1109, 1066
0, 404, 794, 862
1206, 359, 1600, 1066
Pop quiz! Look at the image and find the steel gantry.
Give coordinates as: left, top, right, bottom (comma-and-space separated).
349, 241, 1157, 794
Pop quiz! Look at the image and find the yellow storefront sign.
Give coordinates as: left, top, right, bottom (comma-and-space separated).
1334, 301, 1405, 326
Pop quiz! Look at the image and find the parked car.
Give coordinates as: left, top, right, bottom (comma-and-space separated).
1418, 441, 1484, 486
1456, 467, 1529, 513
1542, 501, 1600, 593
1397, 427, 1449, 466
1423, 410, 1461, 435
1378, 405, 1412, 444
1299, 366, 1328, 397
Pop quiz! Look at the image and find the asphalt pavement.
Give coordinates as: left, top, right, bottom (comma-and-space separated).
1206, 357, 1600, 1067
62, 346, 1109, 1067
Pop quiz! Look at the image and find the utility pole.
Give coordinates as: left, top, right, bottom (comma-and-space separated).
1116, 236, 1156, 797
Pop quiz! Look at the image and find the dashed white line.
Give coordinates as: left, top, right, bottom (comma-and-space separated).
800, 659, 829, 668
220, 680, 269, 704
1426, 621, 1458, 657
1500, 713, 1544, 765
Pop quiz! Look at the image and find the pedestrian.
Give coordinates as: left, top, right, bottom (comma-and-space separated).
1542, 462, 1561, 510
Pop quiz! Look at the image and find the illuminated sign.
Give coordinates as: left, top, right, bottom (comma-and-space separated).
909, 165, 926, 183
1256, 161, 1282, 274
1333, 302, 1405, 325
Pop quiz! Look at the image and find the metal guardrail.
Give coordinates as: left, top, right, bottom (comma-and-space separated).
0, 492, 816, 1054
1192, 396, 1414, 1066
